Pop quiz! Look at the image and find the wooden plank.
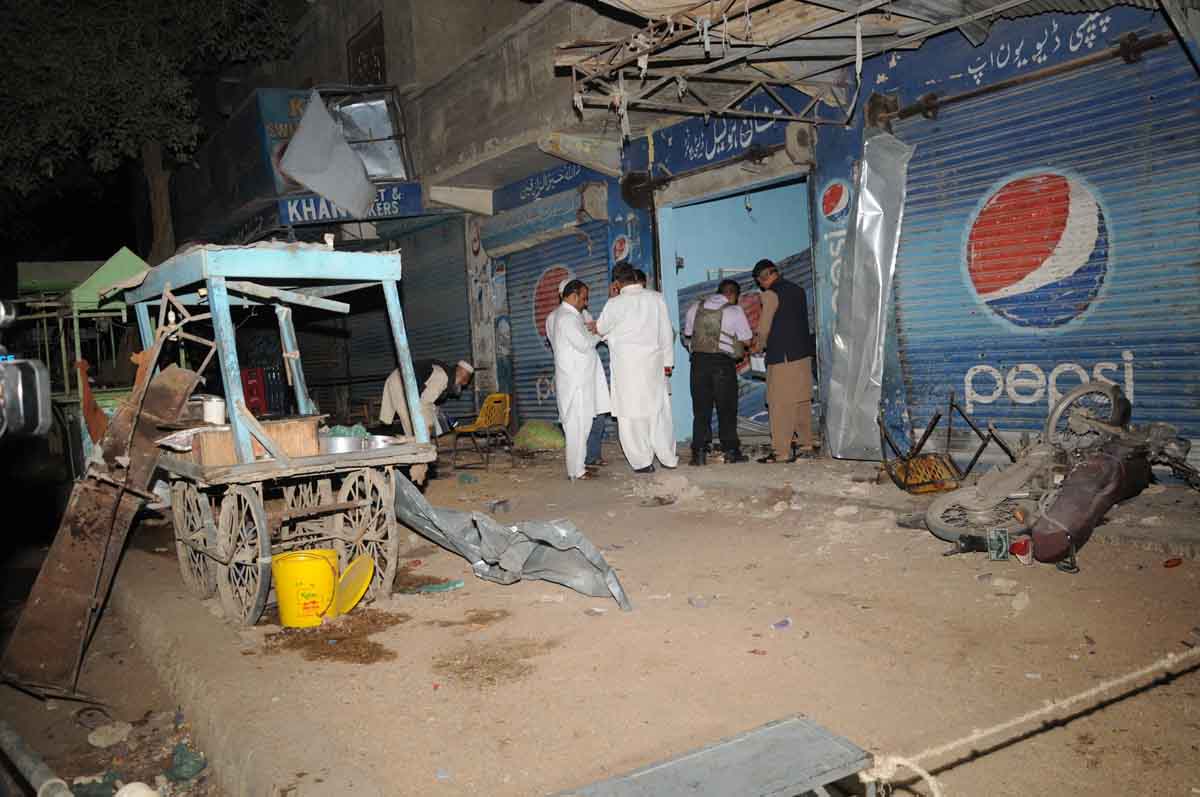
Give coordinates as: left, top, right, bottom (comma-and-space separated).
187, 417, 320, 467
555, 716, 872, 797
225, 280, 350, 314
190, 442, 437, 485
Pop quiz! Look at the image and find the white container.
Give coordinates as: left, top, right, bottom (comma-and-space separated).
195, 391, 225, 422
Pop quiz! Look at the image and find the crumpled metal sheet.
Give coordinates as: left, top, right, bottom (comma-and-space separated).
393, 475, 633, 610
825, 132, 914, 460
280, 90, 376, 219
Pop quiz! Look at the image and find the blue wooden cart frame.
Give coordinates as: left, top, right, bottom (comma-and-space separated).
116, 243, 439, 624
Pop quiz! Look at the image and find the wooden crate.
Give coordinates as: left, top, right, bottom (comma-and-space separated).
187, 416, 321, 467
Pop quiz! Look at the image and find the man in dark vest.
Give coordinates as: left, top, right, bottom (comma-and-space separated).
752, 259, 816, 462
683, 279, 753, 466
380, 358, 474, 438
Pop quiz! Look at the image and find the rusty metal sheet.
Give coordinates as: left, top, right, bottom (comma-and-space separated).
1, 365, 199, 697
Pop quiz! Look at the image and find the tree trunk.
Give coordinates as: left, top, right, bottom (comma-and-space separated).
142, 141, 175, 266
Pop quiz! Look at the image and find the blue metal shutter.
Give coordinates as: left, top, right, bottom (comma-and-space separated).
345, 217, 475, 422
890, 44, 1200, 456
506, 220, 611, 426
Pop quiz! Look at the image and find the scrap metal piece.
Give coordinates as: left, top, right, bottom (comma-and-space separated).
1, 365, 199, 697
391, 475, 632, 610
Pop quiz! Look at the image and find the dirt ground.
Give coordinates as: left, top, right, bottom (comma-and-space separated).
11, 443, 1200, 796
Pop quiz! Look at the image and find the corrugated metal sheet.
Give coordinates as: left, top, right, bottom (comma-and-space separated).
889, 44, 1200, 455
676, 250, 816, 436
506, 221, 612, 426
347, 217, 475, 422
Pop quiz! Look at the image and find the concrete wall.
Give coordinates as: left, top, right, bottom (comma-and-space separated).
405, 1, 637, 182
409, 0, 531, 90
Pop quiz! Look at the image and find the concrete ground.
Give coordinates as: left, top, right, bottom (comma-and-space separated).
55, 446, 1200, 795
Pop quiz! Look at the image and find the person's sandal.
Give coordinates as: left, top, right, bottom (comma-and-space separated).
757, 453, 779, 464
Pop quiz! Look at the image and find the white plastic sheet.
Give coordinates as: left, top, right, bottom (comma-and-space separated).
825, 132, 914, 459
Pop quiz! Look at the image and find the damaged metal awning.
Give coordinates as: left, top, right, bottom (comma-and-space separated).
560, 0, 1102, 134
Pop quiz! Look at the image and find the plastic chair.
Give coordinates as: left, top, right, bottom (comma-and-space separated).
451, 393, 515, 469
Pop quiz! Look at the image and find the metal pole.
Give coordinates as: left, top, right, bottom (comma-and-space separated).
275, 305, 316, 415
0, 719, 72, 797
207, 277, 255, 463
72, 310, 82, 397
380, 279, 429, 444
134, 302, 154, 350
57, 314, 68, 395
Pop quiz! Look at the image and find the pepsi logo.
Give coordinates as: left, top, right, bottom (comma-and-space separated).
967, 173, 1108, 328
533, 265, 572, 348
821, 180, 851, 222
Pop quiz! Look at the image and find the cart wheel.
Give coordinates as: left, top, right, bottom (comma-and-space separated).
334, 469, 398, 602
171, 482, 217, 598
216, 485, 272, 625
282, 480, 330, 544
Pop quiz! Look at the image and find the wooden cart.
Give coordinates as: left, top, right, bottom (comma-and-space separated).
117, 244, 437, 625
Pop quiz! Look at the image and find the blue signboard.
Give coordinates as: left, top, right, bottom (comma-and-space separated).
277, 181, 424, 226
622, 90, 809, 180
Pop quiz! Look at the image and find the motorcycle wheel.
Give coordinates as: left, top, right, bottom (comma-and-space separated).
1043, 382, 1130, 451
925, 492, 1038, 543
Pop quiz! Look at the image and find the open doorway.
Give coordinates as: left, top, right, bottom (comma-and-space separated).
658, 177, 815, 448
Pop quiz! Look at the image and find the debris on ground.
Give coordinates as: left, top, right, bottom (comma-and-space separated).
585, 607, 608, 616
457, 473, 480, 485
432, 638, 559, 688
88, 721, 134, 749
486, 499, 511, 513
69, 710, 213, 796
632, 474, 704, 506
425, 609, 510, 630
262, 609, 410, 664
394, 565, 455, 593
770, 617, 793, 631
688, 595, 709, 608
414, 579, 465, 594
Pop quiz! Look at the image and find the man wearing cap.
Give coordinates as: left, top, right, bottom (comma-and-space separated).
546, 279, 611, 480
752, 258, 816, 462
596, 263, 679, 473
380, 359, 474, 439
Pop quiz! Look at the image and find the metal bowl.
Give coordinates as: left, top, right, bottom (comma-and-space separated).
319, 434, 364, 454
365, 434, 403, 450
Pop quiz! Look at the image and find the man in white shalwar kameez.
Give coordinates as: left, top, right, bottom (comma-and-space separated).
546, 279, 610, 480
596, 263, 679, 473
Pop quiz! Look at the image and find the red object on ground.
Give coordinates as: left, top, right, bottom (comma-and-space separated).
1164, 558, 1183, 569
240, 367, 268, 415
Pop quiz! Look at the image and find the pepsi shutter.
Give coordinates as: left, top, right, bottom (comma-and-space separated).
506, 220, 612, 427
889, 43, 1200, 461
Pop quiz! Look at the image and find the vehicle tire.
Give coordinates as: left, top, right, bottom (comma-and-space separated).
925, 491, 1038, 543
215, 485, 272, 625
1044, 382, 1129, 450
171, 481, 217, 597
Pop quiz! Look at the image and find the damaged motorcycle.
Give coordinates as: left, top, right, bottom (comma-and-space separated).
924, 383, 1200, 572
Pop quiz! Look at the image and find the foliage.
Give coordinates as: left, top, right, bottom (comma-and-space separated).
0, 0, 294, 195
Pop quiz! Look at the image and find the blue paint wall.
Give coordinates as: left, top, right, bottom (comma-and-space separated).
658, 180, 812, 441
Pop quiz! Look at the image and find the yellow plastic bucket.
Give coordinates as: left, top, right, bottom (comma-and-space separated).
271, 549, 339, 628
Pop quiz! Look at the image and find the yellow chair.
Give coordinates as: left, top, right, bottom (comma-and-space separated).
451, 393, 515, 469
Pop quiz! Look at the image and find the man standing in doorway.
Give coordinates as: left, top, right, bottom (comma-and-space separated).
683, 279, 753, 466
546, 279, 610, 480
596, 263, 678, 473
752, 258, 816, 462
